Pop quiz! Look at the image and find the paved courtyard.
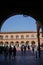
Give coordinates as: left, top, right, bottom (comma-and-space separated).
0, 50, 43, 65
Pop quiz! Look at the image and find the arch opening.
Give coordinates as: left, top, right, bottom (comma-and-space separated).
0, 14, 38, 50
1, 14, 37, 32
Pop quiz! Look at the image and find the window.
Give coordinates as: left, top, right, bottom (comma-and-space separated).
26, 35, 29, 38
31, 35, 34, 38
0, 35, 3, 39
5, 35, 8, 39
21, 35, 24, 39
16, 35, 19, 39
11, 35, 14, 39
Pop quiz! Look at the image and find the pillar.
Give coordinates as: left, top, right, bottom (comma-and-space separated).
41, 25, 43, 43
36, 21, 41, 58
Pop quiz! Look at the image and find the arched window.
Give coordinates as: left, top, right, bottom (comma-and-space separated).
26, 35, 29, 38
5, 35, 8, 39
11, 35, 14, 39
0, 35, 3, 39
21, 35, 24, 39
31, 35, 34, 38
16, 35, 19, 39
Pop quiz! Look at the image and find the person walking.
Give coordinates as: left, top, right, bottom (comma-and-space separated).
4, 46, 8, 60
9, 45, 12, 59
31, 44, 35, 54
28, 45, 30, 50
21, 45, 23, 54
13, 46, 16, 59
24, 45, 26, 54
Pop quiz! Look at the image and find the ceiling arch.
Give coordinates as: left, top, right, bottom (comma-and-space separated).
0, 1, 43, 29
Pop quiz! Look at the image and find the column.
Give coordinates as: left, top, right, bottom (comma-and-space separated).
41, 25, 43, 43
36, 21, 41, 58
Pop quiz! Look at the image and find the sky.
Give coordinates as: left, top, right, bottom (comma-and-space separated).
1, 15, 37, 32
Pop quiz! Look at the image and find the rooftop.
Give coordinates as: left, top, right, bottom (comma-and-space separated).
0, 31, 42, 34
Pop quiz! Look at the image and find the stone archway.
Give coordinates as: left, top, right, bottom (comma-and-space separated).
31, 41, 35, 45
26, 41, 29, 47
0, 41, 3, 46
21, 41, 25, 47
0, 1, 43, 58
15, 41, 19, 48
10, 41, 14, 47
31, 41, 36, 49
4, 41, 9, 46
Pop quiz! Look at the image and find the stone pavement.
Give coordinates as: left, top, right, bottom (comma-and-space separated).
0, 50, 43, 65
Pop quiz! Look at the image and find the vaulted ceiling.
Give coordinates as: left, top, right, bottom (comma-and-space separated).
0, 0, 43, 29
